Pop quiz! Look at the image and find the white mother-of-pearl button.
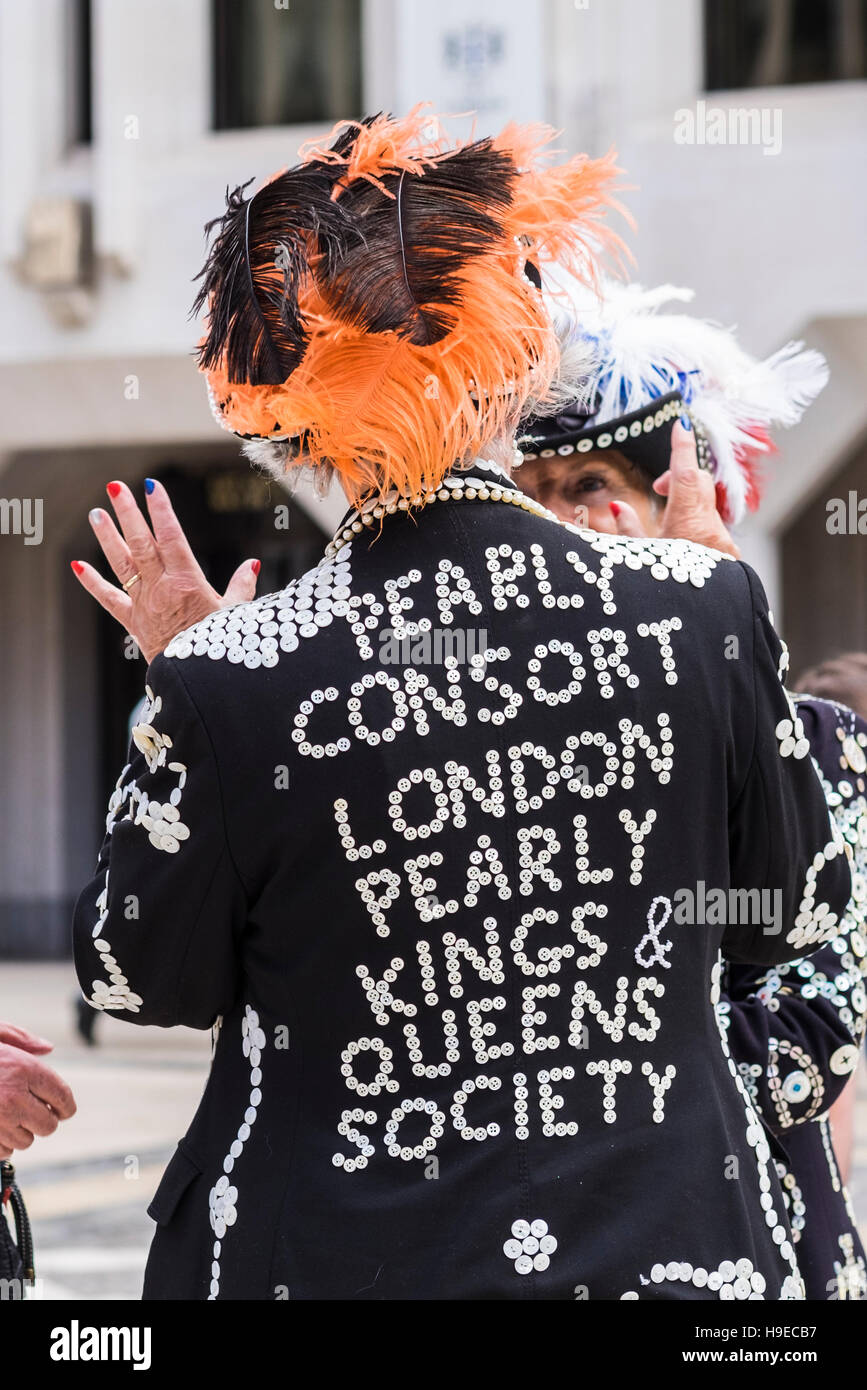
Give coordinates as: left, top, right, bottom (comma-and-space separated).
830, 1043, 859, 1074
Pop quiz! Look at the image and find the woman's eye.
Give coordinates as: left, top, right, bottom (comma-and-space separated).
567, 474, 608, 496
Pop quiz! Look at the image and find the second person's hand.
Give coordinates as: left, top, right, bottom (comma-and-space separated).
0, 1024, 77, 1158
609, 419, 740, 558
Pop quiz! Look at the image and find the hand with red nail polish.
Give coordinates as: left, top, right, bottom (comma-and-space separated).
607, 498, 646, 538
71, 478, 261, 662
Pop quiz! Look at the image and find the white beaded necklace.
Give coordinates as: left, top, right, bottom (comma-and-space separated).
325, 456, 562, 558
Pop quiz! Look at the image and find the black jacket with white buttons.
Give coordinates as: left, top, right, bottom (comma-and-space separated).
722, 696, 867, 1301
73, 465, 852, 1300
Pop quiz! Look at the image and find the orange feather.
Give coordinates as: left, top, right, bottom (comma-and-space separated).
201, 107, 630, 507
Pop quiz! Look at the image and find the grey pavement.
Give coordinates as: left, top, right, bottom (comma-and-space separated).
1, 960, 866, 1300
1, 961, 210, 1300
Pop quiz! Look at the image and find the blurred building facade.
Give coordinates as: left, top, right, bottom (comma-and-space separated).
0, 0, 865, 956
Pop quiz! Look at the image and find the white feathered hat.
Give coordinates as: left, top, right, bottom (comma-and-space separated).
519, 273, 829, 523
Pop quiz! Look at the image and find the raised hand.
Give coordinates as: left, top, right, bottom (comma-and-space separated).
609, 419, 740, 558
71, 478, 260, 663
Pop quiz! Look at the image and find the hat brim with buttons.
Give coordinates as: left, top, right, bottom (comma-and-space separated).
517, 390, 712, 479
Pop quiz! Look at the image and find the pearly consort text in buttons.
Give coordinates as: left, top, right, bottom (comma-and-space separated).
279, 543, 694, 760
289, 624, 683, 759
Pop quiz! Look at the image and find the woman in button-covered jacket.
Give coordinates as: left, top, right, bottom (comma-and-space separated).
517, 274, 867, 1299
722, 697, 867, 1301
72, 111, 853, 1300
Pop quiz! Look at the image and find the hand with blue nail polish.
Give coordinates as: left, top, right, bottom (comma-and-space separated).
71, 476, 262, 662
649, 419, 739, 557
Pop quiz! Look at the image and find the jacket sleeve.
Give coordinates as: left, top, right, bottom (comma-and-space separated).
721, 948, 865, 1134
72, 653, 246, 1029
723, 565, 853, 966
720, 697, 867, 1131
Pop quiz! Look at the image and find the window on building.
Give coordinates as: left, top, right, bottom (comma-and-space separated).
66, 0, 92, 146
705, 0, 867, 89
212, 0, 362, 130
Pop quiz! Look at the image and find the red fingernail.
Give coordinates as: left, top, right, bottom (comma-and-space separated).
71, 561, 84, 575
251, 559, 261, 576
106, 481, 122, 498
609, 502, 621, 517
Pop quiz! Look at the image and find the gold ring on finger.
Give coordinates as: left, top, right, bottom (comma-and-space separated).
122, 572, 142, 592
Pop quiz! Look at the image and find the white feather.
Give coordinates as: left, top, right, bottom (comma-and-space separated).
539, 272, 829, 523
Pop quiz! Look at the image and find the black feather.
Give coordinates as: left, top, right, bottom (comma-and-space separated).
319, 139, 517, 346
192, 164, 357, 386
323, 112, 384, 164
192, 124, 516, 386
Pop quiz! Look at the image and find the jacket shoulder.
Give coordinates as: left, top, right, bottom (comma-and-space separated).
547, 523, 753, 609
160, 547, 349, 675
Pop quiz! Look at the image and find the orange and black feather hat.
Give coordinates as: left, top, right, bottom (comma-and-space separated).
193, 105, 627, 508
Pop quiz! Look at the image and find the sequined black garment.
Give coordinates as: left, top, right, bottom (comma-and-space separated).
723, 696, 867, 1300
73, 464, 852, 1300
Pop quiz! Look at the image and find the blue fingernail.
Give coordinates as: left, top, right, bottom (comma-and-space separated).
144, 478, 155, 494
679, 414, 692, 432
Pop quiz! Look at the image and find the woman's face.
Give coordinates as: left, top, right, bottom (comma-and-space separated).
517, 450, 664, 535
